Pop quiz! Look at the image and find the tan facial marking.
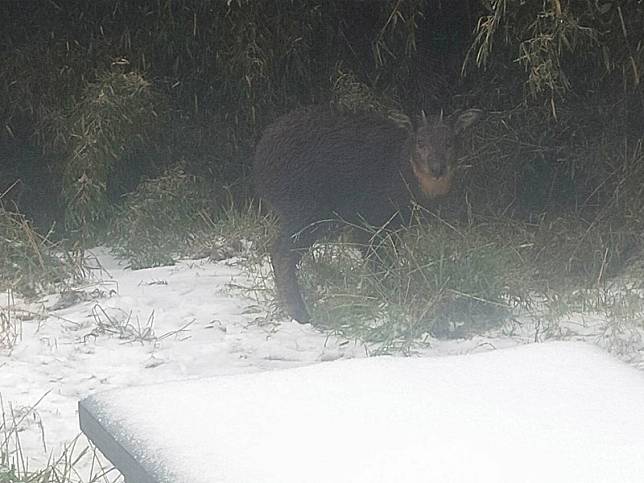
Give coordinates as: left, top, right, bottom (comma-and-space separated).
411, 159, 452, 198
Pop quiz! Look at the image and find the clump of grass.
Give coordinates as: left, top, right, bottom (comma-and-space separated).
529, 214, 640, 287
0, 209, 83, 296
0, 292, 20, 352
524, 281, 644, 359
109, 159, 277, 271
207, 201, 276, 265
296, 217, 531, 352
81, 303, 193, 345
597, 287, 644, 358
109, 166, 216, 269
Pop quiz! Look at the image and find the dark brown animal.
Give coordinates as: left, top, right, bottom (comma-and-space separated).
254, 105, 481, 323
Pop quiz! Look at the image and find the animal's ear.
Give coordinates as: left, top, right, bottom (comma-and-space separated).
453, 109, 483, 134
420, 110, 428, 126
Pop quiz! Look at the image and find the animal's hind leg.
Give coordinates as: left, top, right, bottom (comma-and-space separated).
270, 226, 320, 323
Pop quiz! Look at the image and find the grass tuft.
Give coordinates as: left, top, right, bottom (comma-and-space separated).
0, 209, 84, 297
293, 217, 530, 352
109, 166, 215, 269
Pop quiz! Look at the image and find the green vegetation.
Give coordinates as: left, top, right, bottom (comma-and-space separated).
299, 219, 528, 352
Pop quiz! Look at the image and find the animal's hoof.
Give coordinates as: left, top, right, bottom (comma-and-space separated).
288, 305, 311, 324
291, 312, 311, 324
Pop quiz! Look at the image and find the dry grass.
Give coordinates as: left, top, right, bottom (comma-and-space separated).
0, 209, 84, 296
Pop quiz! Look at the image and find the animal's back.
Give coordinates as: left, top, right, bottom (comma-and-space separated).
253, 106, 412, 227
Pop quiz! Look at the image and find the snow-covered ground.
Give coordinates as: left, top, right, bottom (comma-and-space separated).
1, 248, 643, 481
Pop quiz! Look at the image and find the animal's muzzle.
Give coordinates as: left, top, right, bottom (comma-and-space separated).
429, 163, 448, 178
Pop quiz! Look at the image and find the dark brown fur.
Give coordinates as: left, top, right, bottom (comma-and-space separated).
254, 105, 481, 322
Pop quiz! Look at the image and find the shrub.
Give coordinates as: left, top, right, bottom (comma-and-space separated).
109, 166, 215, 269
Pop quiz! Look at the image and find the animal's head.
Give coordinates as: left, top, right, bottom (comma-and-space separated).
410, 109, 482, 197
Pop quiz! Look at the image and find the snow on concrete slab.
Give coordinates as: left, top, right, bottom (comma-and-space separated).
81, 341, 644, 483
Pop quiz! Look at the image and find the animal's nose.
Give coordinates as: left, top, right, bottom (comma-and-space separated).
429, 162, 447, 178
